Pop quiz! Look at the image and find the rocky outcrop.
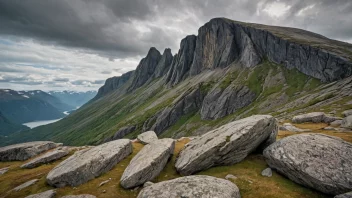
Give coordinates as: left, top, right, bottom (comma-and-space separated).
128, 47, 162, 91
153, 48, 173, 78
190, 18, 260, 76
47, 139, 132, 187
147, 86, 204, 135
104, 126, 136, 142
137, 175, 241, 198
200, 86, 256, 120
279, 123, 309, 132
21, 149, 69, 169
175, 115, 278, 175
95, 71, 134, 99
341, 115, 352, 129
264, 134, 352, 195
25, 190, 56, 198
13, 179, 38, 191
335, 192, 352, 198
120, 139, 175, 188
331, 120, 343, 127
137, 131, 158, 144
0, 141, 59, 161
166, 35, 197, 86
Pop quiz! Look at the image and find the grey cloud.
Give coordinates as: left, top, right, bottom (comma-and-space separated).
53, 77, 70, 82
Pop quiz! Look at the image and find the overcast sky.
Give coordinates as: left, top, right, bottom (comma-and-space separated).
0, 0, 351, 91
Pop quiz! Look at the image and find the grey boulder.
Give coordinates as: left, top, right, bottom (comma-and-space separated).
0, 141, 59, 161
21, 149, 69, 169
279, 123, 309, 132
292, 112, 326, 123
47, 139, 132, 187
331, 120, 343, 127
13, 179, 39, 191
0, 167, 9, 175
137, 131, 158, 145
341, 115, 352, 129
261, 168, 272, 177
25, 190, 56, 198
264, 133, 352, 195
120, 138, 175, 188
137, 175, 241, 198
175, 115, 278, 175
343, 110, 352, 117
335, 192, 352, 198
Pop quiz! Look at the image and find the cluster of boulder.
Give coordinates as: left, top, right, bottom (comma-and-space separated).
1, 113, 352, 197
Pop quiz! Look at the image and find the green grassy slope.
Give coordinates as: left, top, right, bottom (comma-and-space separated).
2, 60, 333, 146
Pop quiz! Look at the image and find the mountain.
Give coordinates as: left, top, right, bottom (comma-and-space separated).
48, 90, 97, 108
0, 89, 66, 123
0, 111, 29, 136
3, 18, 352, 146
23, 90, 74, 112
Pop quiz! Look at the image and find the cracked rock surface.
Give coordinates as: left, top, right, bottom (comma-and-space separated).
21, 149, 69, 169
0, 141, 59, 161
264, 133, 352, 195
137, 175, 240, 198
175, 115, 278, 175
46, 139, 132, 187
120, 138, 175, 188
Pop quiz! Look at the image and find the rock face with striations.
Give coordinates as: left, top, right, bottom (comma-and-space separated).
153, 48, 173, 78
128, 47, 162, 91
145, 85, 204, 134
201, 86, 256, 120
21, 149, 69, 169
104, 125, 136, 142
264, 134, 352, 195
166, 35, 197, 86
95, 71, 134, 99
120, 138, 175, 189
335, 192, 352, 198
137, 175, 241, 198
175, 115, 278, 175
47, 139, 132, 187
0, 141, 59, 161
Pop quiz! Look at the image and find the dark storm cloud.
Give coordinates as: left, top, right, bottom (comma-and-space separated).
0, 0, 351, 61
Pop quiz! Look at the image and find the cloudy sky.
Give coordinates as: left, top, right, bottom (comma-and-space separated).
0, 0, 351, 91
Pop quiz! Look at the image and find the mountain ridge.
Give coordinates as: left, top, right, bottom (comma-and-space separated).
2, 17, 352, 146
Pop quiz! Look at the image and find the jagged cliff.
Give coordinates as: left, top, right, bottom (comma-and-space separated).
4, 17, 352, 146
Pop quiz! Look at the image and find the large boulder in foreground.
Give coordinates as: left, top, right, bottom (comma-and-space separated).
120, 138, 174, 188
264, 134, 352, 195
21, 149, 69, 169
175, 115, 277, 175
47, 139, 132, 187
137, 175, 241, 198
137, 131, 158, 145
0, 141, 59, 161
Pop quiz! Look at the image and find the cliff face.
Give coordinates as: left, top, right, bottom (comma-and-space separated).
95, 18, 352, 99
166, 35, 197, 86
95, 71, 134, 99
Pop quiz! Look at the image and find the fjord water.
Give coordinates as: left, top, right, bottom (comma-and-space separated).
23, 119, 62, 129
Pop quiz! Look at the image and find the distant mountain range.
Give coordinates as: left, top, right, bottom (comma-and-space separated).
48, 91, 97, 108
0, 89, 97, 136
